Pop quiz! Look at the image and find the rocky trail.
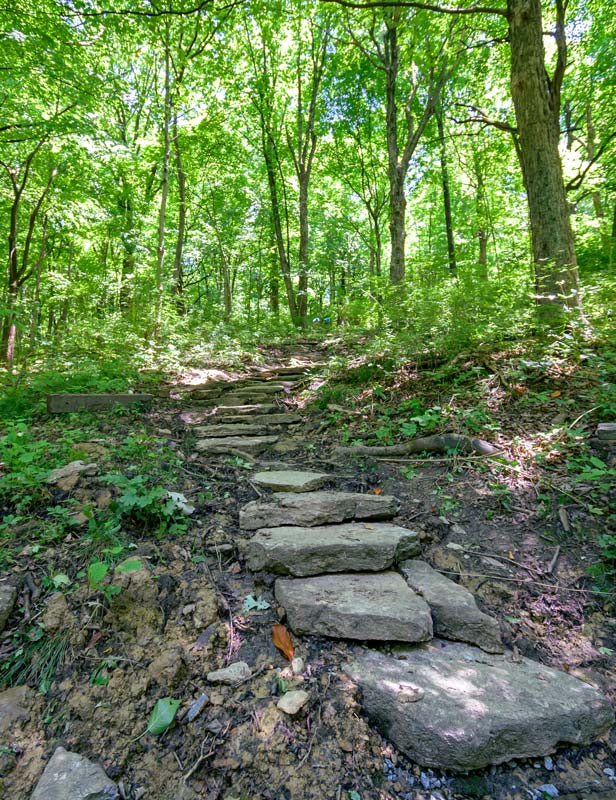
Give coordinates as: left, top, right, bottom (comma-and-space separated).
1, 350, 615, 800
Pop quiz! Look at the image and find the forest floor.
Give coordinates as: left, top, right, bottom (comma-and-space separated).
0, 335, 615, 800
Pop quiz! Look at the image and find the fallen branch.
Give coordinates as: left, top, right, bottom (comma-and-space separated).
333, 433, 499, 458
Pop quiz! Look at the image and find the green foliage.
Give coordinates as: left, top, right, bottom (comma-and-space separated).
142, 697, 181, 737
103, 474, 188, 536
0, 625, 69, 694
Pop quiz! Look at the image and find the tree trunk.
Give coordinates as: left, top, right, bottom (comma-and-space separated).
436, 104, 457, 276
297, 173, 310, 324
154, 22, 172, 339
508, 0, 580, 322
172, 113, 187, 313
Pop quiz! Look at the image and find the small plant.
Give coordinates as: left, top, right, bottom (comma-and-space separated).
0, 625, 70, 694
102, 474, 188, 536
588, 534, 616, 591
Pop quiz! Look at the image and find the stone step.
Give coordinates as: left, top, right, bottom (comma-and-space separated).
220, 412, 301, 426
193, 423, 267, 438
344, 642, 614, 771
231, 383, 288, 396
275, 572, 432, 642
213, 404, 278, 416
47, 393, 153, 413
242, 522, 421, 576
240, 490, 400, 530
218, 396, 280, 407
597, 422, 616, 441
251, 470, 330, 492
400, 560, 503, 653
195, 435, 279, 455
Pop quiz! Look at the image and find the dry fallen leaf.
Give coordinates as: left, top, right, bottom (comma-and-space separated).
272, 623, 294, 660
372, 487, 382, 495
551, 390, 561, 398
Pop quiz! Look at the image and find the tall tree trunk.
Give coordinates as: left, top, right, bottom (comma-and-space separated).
384, 17, 406, 285
172, 113, 187, 312
508, 0, 580, 322
263, 135, 299, 324
436, 104, 457, 276
155, 22, 172, 339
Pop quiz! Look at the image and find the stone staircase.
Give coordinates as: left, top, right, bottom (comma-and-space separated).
184, 365, 614, 775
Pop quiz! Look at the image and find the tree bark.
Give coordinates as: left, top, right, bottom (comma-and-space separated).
436, 103, 456, 276
172, 113, 187, 312
154, 21, 172, 339
508, 0, 580, 321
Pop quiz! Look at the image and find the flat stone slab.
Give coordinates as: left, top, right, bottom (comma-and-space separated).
47, 394, 153, 413
597, 423, 616, 441
244, 523, 421, 576
232, 383, 287, 395
193, 423, 266, 438
213, 404, 277, 416
241, 413, 302, 426
31, 746, 118, 800
400, 560, 503, 653
195, 435, 278, 455
0, 584, 17, 632
240, 490, 400, 530
251, 470, 330, 492
218, 396, 278, 407
275, 572, 432, 642
344, 642, 614, 771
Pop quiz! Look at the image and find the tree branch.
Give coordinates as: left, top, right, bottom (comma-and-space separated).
321, 0, 508, 18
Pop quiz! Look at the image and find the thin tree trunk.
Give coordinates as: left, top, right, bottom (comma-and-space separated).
436, 104, 457, 276
172, 113, 187, 312
155, 22, 172, 339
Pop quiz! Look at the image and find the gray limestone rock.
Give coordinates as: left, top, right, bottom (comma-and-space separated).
0, 583, 17, 631
277, 690, 309, 715
251, 470, 330, 493
213, 404, 277, 416
193, 423, 265, 438
46, 460, 98, 485
31, 746, 118, 800
344, 642, 614, 771
597, 423, 616, 441
400, 560, 503, 653
243, 523, 421, 576
275, 572, 432, 642
219, 413, 301, 427
207, 661, 251, 684
195, 435, 278, 455
240, 490, 400, 530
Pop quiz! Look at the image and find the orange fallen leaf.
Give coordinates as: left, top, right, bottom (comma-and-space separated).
507, 550, 515, 560
272, 624, 294, 660
372, 487, 382, 495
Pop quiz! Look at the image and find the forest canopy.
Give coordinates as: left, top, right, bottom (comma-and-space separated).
1, 0, 615, 366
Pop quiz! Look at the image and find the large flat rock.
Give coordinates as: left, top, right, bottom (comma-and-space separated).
232, 383, 287, 395
400, 560, 503, 653
47, 393, 153, 413
31, 746, 118, 800
275, 572, 432, 641
240, 490, 400, 530
238, 413, 302, 426
244, 523, 421, 575
193, 423, 266, 438
213, 404, 277, 416
251, 470, 330, 492
195, 435, 278, 455
344, 642, 614, 771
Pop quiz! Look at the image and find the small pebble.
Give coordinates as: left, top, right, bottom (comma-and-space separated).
207, 661, 251, 684
277, 689, 309, 716
544, 756, 554, 771
291, 657, 304, 675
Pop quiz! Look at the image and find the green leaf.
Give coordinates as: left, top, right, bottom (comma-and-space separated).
87, 561, 108, 588
146, 697, 181, 735
115, 559, 143, 575
505, 615, 521, 624
52, 573, 71, 588
348, 791, 361, 800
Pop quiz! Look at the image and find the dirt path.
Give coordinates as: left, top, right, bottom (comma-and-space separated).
2, 352, 615, 800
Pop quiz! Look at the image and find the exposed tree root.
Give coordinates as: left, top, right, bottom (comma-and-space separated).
332, 433, 499, 458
